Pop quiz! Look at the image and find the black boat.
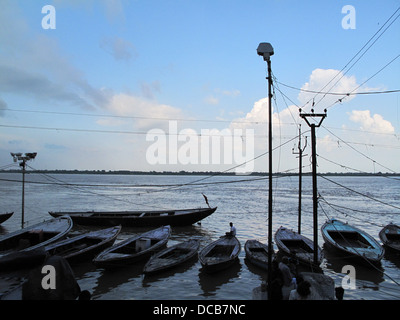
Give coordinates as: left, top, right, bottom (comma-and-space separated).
49, 207, 216, 227
44, 226, 122, 263
244, 240, 274, 271
93, 225, 171, 268
199, 235, 241, 273
0, 212, 13, 225
321, 218, 384, 264
379, 223, 400, 252
0, 216, 73, 270
143, 239, 200, 274
275, 226, 322, 266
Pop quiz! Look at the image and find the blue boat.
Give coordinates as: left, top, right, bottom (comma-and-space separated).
379, 223, 400, 252
321, 218, 384, 264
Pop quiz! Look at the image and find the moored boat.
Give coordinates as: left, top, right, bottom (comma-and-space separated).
44, 225, 122, 263
93, 225, 171, 268
0, 212, 13, 225
49, 207, 216, 227
321, 218, 384, 264
143, 239, 200, 274
199, 235, 241, 273
0, 216, 73, 270
379, 223, 400, 252
274, 226, 322, 266
244, 239, 274, 271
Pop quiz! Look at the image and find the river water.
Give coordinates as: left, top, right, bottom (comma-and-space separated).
0, 172, 400, 300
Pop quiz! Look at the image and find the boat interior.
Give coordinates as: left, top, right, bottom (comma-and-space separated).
0, 230, 60, 252
327, 231, 372, 248
113, 237, 160, 254
281, 239, 313, 254
205, 245, 235, 257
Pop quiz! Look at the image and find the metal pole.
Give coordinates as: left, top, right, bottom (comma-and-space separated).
267, 58, 273, 298
299, 111, 326, 265
298, 129, 302, 235
310, 124, 318, 264
21, 160, 26, 229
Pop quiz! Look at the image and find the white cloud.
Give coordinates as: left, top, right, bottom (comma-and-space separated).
298, 68, 360, 110
349, 110, 395, 134
106, 93, 186, 131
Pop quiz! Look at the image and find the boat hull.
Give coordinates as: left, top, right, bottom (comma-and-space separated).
321, 219, 384, 264
45, 226, 122, 263
379, 223, 400, 252
275, 226, 322, 266
143, 239, 200, 274
49, 207, 216, 227
244, 240, 272, 271
0, 212, 13, 225
0, 216, 73, 270
199, 235, 241, 273
93, 225, 171, 268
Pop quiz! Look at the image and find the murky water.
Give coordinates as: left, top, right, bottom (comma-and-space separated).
1, 172, 400, 300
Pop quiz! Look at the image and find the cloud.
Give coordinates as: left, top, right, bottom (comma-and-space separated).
298, 68, 361, 110
204, 95, 219, 105
0, 1, 111, 111
349, 110, 395, 134
203, 87, 241, 105
100, 36, 137, 62
140, 81, 161, 99
105, 93, 186, 130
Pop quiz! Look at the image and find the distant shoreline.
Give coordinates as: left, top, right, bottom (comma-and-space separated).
1, 169, 398, 177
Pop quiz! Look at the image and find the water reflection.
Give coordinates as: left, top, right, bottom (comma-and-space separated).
198, 260, 241, 297
322, 246, 385, 286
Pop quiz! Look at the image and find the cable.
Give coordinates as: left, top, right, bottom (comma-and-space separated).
322, 126, 398, 173
276, 80, 400, 96
326, 53, 400, 110
293, 6, 400, 112
319, 174, 400, 211
0, 107, 270, 125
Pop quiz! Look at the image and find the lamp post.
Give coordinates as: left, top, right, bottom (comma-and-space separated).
10, 152, 37, 228
257, 42, 274, 299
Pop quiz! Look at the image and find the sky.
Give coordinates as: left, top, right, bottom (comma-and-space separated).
0, 0, 399, 174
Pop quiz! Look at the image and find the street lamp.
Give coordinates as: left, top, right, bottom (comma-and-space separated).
10, 152, 37, 228
257, 42, 274, 299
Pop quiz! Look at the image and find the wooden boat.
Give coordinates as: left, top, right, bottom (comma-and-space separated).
0, 216, 73, 270
49, 207, 217, 227
143, 239, 200, 274
0, 212, 13, 225
93, 225, 171, 268
321, 218, 384, 263
44, 226, 122, 263
199, 235, 241, 273
274, 226, 322, 265
379, 223, 400, 252
244, 240, 274, 271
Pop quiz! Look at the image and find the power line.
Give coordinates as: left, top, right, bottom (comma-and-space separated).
302, 5, 400, 111
322, 125, 398, 173
276, 80, 400, 96
0, 107, 270, 125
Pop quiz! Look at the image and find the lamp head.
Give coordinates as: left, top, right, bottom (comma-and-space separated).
257, 42, 274, 61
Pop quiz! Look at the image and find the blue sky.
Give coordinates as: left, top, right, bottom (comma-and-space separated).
1, 0, 399, 173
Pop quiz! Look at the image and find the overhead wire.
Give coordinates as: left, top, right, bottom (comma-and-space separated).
311, 5, 400, 110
